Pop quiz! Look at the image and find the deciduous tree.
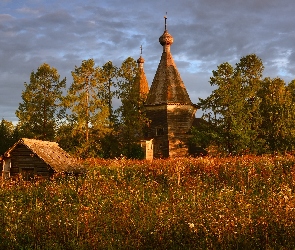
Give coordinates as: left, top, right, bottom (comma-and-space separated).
197, 54, 264, 154
258, 77, 295, 153
116, 57, 146, 158
0, 119, 16, 155
16, 63, 66, 140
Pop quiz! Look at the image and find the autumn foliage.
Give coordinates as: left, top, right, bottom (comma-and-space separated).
1, 155, 295, 249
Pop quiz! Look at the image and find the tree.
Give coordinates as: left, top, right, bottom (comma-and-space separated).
197, 54, 264, 154
0, 119, 16, 155
99, 61, 118, 125
62, 59, 111, 157
204, 62, 237, 153
258, 77, 295, 153
16, 63, 66, 140
96, 61, 121, 158
285, 80, 295, 152
234, 54, 265, 153
115, 57, 146, 158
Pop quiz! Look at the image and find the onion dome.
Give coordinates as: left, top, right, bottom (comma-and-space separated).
137, 55, 145, 64
159, 30, 174, 46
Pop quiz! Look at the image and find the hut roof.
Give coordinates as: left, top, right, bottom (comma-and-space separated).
4, 138, 80, 173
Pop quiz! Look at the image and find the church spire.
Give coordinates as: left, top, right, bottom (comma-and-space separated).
135, 45, 149, 100
145, 17, 192, 105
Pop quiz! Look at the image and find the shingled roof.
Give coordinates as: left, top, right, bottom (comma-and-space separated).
4, 138, 80, 173
145, 29, 193, 105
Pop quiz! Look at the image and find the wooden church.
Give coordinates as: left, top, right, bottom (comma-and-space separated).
138, 17, 198, 159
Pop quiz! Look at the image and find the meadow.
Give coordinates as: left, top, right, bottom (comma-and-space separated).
1, 155, 295, 249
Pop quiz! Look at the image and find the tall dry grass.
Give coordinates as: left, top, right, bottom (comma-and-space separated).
1, 155, 295, 249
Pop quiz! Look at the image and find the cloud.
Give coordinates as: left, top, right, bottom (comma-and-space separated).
1, 0, 295, 122
0, 13, 13, 21
16, 7, 40, 15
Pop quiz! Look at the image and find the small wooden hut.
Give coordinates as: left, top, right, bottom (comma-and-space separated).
2, 138, 81, 180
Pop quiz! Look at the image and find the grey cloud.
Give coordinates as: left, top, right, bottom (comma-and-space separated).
16, 7, 40, 15
0, 13, 13, 21
1, 0, 295, 122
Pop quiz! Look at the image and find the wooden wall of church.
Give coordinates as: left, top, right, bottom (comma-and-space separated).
167, 104, 196, 157
145, 105, 169, 158
145, 104, 196, 158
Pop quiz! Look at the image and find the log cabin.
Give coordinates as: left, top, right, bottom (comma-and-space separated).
2, 138, 81, 180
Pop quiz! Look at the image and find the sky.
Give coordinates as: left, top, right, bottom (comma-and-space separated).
1, 0, 295, 123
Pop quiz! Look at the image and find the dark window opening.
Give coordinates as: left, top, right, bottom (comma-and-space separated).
156, 127, 164, 136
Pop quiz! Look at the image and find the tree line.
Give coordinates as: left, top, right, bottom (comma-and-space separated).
0, 57, 147, 158
2, 54, 295, 158
192, 54, 295, 155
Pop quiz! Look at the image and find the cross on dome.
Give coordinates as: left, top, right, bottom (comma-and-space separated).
164, 12, 167, 31
159, 14, 173, 48
137, 45, 145, 64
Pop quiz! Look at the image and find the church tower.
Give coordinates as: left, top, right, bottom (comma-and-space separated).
134, 45, 149, 101
145, 16, 198, 158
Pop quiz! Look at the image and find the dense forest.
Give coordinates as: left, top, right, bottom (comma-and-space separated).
1, 54, 295, 158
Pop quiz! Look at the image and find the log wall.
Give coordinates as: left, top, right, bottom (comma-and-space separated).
10, 144, 54, 179
145, 103, 197, 158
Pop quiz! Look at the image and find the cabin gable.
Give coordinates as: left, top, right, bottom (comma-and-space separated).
10, 144, 54, 179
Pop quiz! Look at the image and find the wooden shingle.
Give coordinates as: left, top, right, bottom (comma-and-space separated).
4, 138, 82, 179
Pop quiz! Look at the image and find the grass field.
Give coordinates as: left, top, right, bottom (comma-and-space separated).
1, 155, 295, 249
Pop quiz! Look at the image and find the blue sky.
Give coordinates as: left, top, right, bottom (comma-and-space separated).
1, 0, 295, 122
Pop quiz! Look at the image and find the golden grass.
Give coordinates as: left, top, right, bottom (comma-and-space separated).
1, 155, 295, 249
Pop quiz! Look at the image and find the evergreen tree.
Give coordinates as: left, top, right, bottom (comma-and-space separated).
61, 59, 111, 157
99, 61, 118, 125
97, 61, 121, 158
